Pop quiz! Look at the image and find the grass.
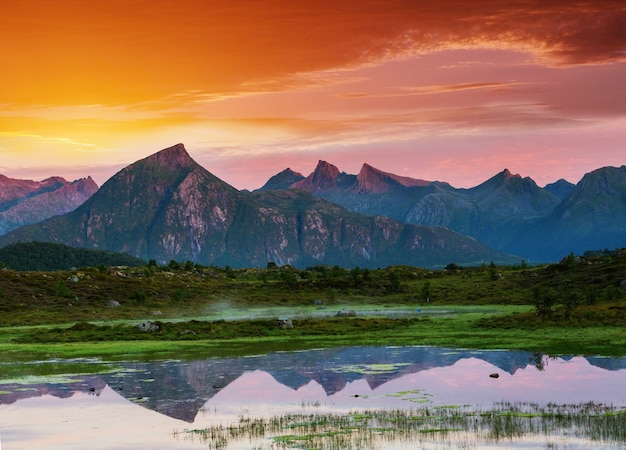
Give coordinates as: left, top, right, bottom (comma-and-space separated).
1, 302, 624, 361
0, 250, 625, 360
174, 402, 626, 450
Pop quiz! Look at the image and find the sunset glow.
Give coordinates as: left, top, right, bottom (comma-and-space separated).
1, 0, 625, 189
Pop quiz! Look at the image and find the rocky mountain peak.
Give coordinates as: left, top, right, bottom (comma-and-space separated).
357, 163, 431, 193
73, 176, 99, 195
291, 160, 340, 192
142, 143, 195, 170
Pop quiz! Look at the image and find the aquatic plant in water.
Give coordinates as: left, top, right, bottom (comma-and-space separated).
174, 401, 626, 449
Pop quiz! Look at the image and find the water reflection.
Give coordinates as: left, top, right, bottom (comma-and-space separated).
1, 346, 625, 449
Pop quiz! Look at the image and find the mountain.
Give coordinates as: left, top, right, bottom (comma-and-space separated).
455, 169, 561, 248
510, 166, 626, 261
261, 161, 626, 262
544, 178, 575, 200
258, 168, 305, 190
0, 144, 515, 269
0, 175, 98, 235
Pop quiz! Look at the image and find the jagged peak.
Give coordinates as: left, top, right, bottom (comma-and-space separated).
142, 143, 196, 170
279, 168, 304, 177
486, 169, 522, 184
313, 160, 339, 177
500, 168, 519, 180
71, 176, 99, 190
357, 163, 431, 193
291, 160, 340, 191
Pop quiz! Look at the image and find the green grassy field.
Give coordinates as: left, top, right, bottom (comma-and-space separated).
1, 250, 625, 360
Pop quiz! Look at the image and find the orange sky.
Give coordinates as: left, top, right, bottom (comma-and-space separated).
1, 0, 625, 189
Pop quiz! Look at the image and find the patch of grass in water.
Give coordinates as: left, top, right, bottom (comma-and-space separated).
330, 362, 411, 375
175, 402, 626, 450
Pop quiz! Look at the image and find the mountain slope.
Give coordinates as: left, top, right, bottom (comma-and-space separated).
262, 163, 568, 259
0, 144, 515, 268
510, 166, 626, 261
258, 168, 305, 191
0, 176, 98, 235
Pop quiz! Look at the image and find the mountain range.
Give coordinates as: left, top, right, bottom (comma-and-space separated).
0, 144, 511, 268
0, 174, 98, 235
1, 143, 624, 266
258, 160, 626, 262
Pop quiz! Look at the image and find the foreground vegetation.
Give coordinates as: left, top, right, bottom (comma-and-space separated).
1, 248, 625, 360
176, 402, 626, 449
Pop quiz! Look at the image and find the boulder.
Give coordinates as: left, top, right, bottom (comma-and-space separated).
136, 320, 160, 332
336, 309, 356, 317
107, 300, 121, 307
277, 317, 293, 329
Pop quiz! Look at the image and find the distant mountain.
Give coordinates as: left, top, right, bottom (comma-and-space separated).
261, 161, 626, 262
0, 144, 514, 269
544, 178, 575, 200
258, 168, 305, 190
510, 166, 626, 261
0, 175, 98, 235
0, 242, 145, 271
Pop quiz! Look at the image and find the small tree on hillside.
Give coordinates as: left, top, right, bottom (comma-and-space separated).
533, 286, 556, 319
421, 280, 432, 303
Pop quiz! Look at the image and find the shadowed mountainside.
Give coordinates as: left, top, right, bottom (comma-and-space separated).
259, 161, 626, 262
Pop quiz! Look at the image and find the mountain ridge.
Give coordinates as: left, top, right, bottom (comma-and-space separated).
0, 175, 98, 235
259, 160, 626, 262
0, 144, 515, 268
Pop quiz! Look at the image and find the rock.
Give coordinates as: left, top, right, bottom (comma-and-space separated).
107, 300, 121, 307
136, 320, 160, 332
489, 373, 500, 378
619, 280, 626, 287
336, 309, 356, 317
152, 310, 162, 316
277, 317, 293, 329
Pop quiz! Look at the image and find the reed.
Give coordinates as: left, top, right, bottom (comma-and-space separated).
174, 401, 626, 449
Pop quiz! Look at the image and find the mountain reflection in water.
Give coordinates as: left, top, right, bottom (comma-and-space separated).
1, 346, 625, 449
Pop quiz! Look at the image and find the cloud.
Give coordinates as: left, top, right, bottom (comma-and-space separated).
2, 0, 624, 106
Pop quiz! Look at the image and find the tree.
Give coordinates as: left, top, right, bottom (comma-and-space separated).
421, 281, 432, 303
533, 286, 556, 319
350, 266, 362, 287
488, 261, 498, 281
388, 270, 402, 292
563, 292, 581, 321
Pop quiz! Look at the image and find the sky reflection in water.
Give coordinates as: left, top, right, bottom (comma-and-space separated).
1, 347, 625, 449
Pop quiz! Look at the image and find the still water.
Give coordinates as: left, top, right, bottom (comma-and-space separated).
1, 346, 625, 449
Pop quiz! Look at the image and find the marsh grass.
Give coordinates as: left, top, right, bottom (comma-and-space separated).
175, 402, 626, 449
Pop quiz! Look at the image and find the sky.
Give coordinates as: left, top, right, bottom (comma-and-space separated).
1, 0, 625, 190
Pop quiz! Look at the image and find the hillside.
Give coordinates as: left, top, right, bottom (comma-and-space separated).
1, 248, 624, 347
0, 242, 145, 271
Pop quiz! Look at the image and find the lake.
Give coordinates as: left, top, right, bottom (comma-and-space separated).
1, 346, 625, 449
